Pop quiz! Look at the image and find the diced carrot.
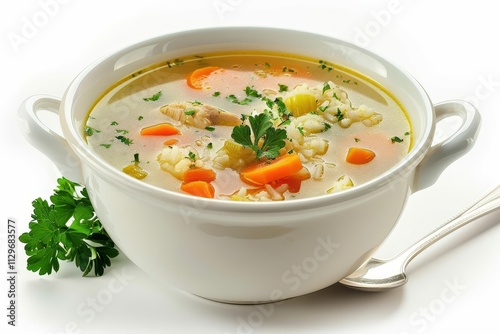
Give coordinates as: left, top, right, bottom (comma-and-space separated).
271, 167, 311, 193
140, 123, 180, 136
186, 66, 221, 89
346, 147, 376, 164
163, 138, 179, 146
180, 181, 215, 198
240, 153, 303, 186
183, 168, 217, 183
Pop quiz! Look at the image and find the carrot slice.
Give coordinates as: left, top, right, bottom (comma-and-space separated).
271, 167, 311, 193
140, 123, 180, 136
183, 168, 217, 183
163, 138, 179, 146
346, 147, 376, 164
180, 181, 215, 198
240, 153, 303, 186
186, 66, 221, 89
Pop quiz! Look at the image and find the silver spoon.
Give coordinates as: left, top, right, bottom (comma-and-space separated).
339, 185, 500, 291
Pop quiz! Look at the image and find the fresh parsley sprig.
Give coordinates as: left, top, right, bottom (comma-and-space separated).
19, 177, 119, 277
231, 113, 288, 160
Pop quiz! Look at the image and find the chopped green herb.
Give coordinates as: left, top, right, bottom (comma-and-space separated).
84, 126, 100, 136
391, 136, 404, 143
133, 153, 140, 163
405, 131, 410, 136
187, 151, 196, 162
185, 109, 196, 116
100, 144, 111, 149
336, 108, 344, 122
227, 94, 253, 105
319, 60, 333, 72
138, 116, 144, 121
270, 97, 291, 121
191, 100, 202, 106
212, 91, 221, 97
115, 136, 133, 146
333, 92, 340, 101
245, 86, 262, 98
323, 122, 332, 132
322, 82, 331, 95
18, 177, 119, 276
116, 129, 129, 134
207, 142, 213, 149
111, 121, 118, 126
278, 84, 288, 92
205, 126, 215, 132
143, 91, 162, 102
354, 138, 361, 143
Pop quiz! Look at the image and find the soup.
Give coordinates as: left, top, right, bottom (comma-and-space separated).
84, 51, 412, 201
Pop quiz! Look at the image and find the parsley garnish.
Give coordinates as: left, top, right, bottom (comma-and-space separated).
227, 86, 263, 105
19, 177, 119, 276
278, 84, 288, 92
143, 91, 162, 102
227, 94, 253, 105
231, 113, 288, 160
336, 108, 344, 122
244, 86, 262, 98
391, 136, 404, 143
322, 82, 331, 95
84, 126, 100, 136
262, 97, 291, 121
115, 135, 133, 146
319, 60, 333, 72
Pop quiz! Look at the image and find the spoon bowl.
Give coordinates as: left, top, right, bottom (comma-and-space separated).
339, 185, 500, 291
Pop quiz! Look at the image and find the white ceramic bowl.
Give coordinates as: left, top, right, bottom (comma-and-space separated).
19, 27, 480, 304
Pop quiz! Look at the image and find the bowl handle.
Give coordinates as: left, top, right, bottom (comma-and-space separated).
412, 100, 481, 192
18, 95, 83, 182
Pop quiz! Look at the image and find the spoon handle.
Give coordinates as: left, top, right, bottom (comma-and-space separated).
395, 185, 500, 271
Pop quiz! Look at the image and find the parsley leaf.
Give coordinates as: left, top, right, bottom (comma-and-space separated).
115, 135, 133, 146
231, 113, 287, 160
19, 177, 119, 277
143, 91, 162, 101
84, 126, 100, 136
391, 136, 404, 143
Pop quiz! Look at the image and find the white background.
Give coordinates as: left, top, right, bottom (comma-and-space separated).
2, 0, 500, 333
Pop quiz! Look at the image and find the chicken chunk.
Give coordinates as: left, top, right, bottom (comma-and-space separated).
160, 101, 241, 129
